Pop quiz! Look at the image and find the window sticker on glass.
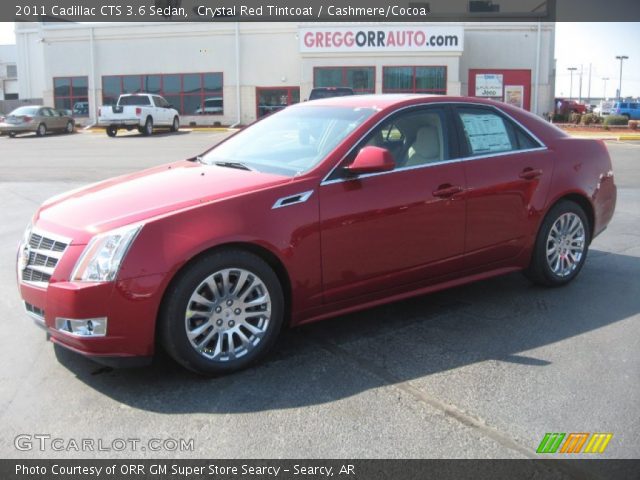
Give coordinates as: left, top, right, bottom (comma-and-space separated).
460, 113, 513, 154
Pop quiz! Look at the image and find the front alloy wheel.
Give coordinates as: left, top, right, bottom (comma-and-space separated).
160, 249, 284, 375
185, 268, 271, 362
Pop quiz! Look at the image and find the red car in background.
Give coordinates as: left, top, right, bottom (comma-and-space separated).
555, 98, 588, 115
17, 95, 617, 375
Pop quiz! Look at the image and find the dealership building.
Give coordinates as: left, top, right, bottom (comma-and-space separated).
14, 21, 555, 125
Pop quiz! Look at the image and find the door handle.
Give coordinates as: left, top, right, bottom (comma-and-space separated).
519, 168, 543, 180
432, 185, 463, 198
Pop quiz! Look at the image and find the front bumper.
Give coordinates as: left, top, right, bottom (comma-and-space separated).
19, 264, 166, 362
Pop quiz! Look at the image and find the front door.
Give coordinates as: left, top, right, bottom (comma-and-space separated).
319, 106, 467, 303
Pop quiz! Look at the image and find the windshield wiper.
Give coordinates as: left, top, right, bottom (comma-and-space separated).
213, 161, 253, 171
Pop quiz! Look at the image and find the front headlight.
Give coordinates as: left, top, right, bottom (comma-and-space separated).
71, 224, 143, 282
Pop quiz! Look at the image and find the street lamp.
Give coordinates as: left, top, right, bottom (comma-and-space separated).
615, 55, 629, 100
602, 77, 609, 100
567, 67, 577, 100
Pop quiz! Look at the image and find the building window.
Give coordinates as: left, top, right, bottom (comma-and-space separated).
256, 87, 300, 119
382, 66, 447, 94
314, 67, 375, 94
6, 64, 17, 78
54, 76, 89, 116
101, 73, 223, 115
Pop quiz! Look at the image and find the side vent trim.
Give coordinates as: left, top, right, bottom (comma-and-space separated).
272, 190, 314, 209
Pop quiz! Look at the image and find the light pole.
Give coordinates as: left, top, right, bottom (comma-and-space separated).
615, 55, 628, 100
602, 77, 609, 100
567, 67, 577, 100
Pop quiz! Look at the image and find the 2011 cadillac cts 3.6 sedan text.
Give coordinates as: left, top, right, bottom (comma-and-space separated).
17, 95, 617, 375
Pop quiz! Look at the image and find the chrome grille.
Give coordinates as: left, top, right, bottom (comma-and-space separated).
21, 229, 70, 287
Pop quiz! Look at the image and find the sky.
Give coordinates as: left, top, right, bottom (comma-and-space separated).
0, 22, 638, 98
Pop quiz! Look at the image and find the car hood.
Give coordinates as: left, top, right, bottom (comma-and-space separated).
35, 160, 290, 243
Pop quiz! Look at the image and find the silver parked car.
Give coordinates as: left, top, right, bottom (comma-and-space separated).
0, 105, 75, 138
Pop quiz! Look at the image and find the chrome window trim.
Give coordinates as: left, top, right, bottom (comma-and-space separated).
272, 190, 314, 209
320, 101, 547, 186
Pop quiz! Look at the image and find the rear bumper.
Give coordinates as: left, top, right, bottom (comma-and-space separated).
97, 119, 141, 127
0, 123, 37, 133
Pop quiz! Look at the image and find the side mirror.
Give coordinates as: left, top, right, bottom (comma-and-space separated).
345, 146, 395, 175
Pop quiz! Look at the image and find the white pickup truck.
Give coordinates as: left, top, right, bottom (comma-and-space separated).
98, 93, 180, 137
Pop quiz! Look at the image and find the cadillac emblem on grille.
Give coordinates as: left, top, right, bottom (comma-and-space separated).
19, 243, 31, 272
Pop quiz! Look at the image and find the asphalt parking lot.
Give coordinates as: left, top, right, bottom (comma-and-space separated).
0, 130, 638, 466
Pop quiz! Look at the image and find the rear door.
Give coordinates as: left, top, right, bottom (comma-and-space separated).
452, 106, 554, 268
152, 95, 170, 125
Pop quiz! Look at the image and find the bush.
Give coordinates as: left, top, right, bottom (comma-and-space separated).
629, 120, 639, 130
604, 115, 629, 126
552, 113, 568, 123
580, 113, 600, 125
569, 112, 582, 124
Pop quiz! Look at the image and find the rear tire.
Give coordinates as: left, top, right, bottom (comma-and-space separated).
106, 125, 117, 137
159, 249, 284, 375
142, 117, 153, 136
36, 123, 47, 137
8, 132, 16, 138
524, 200, 590, 287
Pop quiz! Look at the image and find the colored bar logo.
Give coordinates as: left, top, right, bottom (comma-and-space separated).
537, 433, 612, 454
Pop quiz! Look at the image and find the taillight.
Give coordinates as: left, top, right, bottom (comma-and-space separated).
23, 116, 33, 122
135, 107, 142, 116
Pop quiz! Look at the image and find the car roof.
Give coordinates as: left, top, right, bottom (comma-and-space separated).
297, 94, 512, 111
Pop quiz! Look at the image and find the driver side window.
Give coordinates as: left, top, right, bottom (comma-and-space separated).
330, 107, 450, 181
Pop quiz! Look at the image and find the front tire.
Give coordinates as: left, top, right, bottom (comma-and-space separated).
159, 249, 284, 375
65, 121, 74, 134
36, 123, 47, 137
170, 116, 179, 132
525, 200, 590, 287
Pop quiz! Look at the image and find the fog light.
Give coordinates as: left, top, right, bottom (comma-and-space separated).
55, 317, 107, 337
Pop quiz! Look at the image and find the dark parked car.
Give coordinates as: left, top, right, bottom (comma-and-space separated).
0, 105, 75, 137
17, 95, 616, 375
309, 87, 355, 100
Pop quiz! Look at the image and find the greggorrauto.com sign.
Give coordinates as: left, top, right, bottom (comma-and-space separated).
299, 26, 464, 53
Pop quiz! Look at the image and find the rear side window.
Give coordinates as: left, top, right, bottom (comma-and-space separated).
118, 95, 151, 106
455, 107, 540, 156
631, 103, 639, 109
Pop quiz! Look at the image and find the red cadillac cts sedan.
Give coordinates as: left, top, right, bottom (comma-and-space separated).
17, 95, 617, 375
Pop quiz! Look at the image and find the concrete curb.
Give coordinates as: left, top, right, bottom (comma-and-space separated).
82, 127, 237, 134
617, 134, 640, 141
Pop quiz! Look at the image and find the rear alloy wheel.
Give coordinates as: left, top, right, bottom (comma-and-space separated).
143, 117, 153, 136
106, 125, 117, 137
160, 250, 284, 375
36, 123, 47, 137
525, 200, 590, 287
65, 121, 74, 134
170, 116, 179, 132
8, 132, 16, 138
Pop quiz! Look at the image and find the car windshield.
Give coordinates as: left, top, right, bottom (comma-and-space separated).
10, 106, 39, 116
201, 105, 376, 176
118, 96, 151, 106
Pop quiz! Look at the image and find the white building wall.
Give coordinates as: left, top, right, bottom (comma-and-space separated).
15, 21, 555, 124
